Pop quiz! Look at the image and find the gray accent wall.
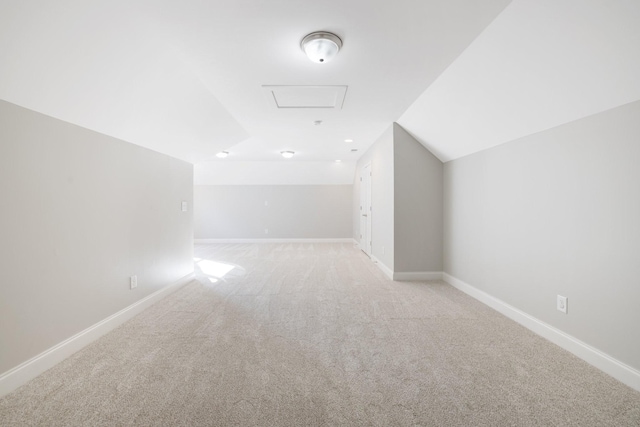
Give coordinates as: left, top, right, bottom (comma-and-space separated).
0, 100, 194, 375
444, 100, 640, 371
394, 123, 443, 273
194, 185, 353, 239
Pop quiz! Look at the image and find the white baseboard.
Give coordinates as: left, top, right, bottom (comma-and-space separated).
393, 271, 443, 281
368, 258, 443, 282
370, 255, 394, 280
0, 272, 195, 398
195, 238, 357, 244
442, 273, 640, 393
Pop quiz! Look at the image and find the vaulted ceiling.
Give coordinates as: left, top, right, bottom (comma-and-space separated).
398, 0, 640, 162
1, 1, 639, 179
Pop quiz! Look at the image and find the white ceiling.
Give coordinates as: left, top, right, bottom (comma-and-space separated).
1, 0, 638, 174
0, 0, 509, 165
399, 0, 640, 162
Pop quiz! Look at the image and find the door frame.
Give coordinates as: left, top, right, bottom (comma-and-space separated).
359, 163, 372, 256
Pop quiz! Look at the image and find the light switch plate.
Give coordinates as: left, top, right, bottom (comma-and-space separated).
557, 295, 568, 314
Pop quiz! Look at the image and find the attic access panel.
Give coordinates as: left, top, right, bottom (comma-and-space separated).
262, 85, 348, 109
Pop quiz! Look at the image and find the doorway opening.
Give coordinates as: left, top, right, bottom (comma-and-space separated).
359, 163, 372, 256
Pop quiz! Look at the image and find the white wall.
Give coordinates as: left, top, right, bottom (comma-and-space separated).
195, 161, 356, 185
444, 100, 640, 371
353, 124, 443, 276
354, 126, 395, 270
195, 185, 352, 239
394, 124, 443, 273
0, 100, 193, 375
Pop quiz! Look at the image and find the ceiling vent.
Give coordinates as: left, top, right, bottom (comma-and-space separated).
262, 85, 347, 109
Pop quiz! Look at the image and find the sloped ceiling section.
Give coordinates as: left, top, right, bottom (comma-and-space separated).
398, 0, 640, 162
0, 0, 511, 167
0, 1, 249, 163
162, 0, 511, 163
3, 1, 639, 172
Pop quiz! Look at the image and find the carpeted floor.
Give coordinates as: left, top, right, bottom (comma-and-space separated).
1, 242, 639, 426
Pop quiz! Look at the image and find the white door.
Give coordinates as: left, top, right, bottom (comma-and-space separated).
360, 163, 372, 256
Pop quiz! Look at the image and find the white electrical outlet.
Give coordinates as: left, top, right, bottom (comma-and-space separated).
264, 201, 269, 207
557, 295, 567, 314
264, 228, 269, 234
382, 246, 385, 255
130, 275, 137, 290
181, 201, 188, 212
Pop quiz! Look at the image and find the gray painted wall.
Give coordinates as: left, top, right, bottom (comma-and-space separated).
0, 100, 194, 375
194, 185, 352, 239
354, 126, 395, 270
394, 124, 443, 273
444, 100, 640, 371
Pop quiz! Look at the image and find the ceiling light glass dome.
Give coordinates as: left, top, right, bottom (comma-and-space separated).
301, 32, 343, 63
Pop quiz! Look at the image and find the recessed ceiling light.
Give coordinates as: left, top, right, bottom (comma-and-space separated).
335, 160, 341, 163
281, 151, 295, 159
344, 139, 353, 143
216, 151, 229, 158
301, 31, 343, 63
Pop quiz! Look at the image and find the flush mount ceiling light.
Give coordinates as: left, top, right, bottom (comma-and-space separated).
344, 139, 353, 143
281, 151, 295, 159
301, 31, 343, 63
216, 151, 229, 158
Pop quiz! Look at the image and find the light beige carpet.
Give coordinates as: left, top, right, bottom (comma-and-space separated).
1, 242, 639, 426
